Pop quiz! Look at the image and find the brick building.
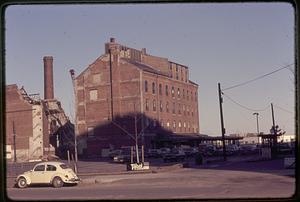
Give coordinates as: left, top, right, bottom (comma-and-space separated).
5, 57, 74, 162
5, 84, 51, 161
75, 38, 199, 156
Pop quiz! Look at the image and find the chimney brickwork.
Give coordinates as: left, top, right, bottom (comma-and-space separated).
43, 56, 54, 100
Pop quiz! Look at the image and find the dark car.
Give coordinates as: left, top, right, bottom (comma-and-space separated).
145, 149, 160, 158
113, 154, 131, 163
163, 149, 185, 162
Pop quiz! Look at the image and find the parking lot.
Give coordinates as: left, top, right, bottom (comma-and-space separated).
6, 156, 295, 200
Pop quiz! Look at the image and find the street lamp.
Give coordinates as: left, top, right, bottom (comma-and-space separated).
70, 69, 78, 173
253, 112, 260, 144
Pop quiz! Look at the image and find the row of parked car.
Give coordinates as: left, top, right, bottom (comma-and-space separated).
110, 142, 295, 164
110, 147, 199, 163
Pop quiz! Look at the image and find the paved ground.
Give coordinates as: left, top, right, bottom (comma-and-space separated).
6, 167, 295, 200
5, 155, 295, 188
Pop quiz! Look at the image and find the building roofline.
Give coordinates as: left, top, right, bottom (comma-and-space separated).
75, 54, 107, 79
169, 61, 188, 69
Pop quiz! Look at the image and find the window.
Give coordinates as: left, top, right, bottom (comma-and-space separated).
191, 91, 193, 101
179, 121, 182, 128
195, 92, 197, 101
166, 102, 169, 113
159, 84, 162, 95
184, 122, 186, 128
171, 86, 175, 97
46, 165, 57, 171
34, 165, 45, 171
88, 127, 94, 137
172, 102, 176, 114
145, 80, 148, 92
93, 73, 101, 84
153, 99, 156, 111
178, 103, 181, 114
145, 99, 149, 111
89, 89, 98, 101
60, 164, 69, 169
169, 63, 173, 78
187, 106, 190, 115
173, 120, 176, 129
187, 90, 189, 100
152, 82, 156, 94
160, 100, 163, 112
177, 88, 180, 98
167, 121, 170, 128
183, 89, 185, 99
165, 85, 169, 96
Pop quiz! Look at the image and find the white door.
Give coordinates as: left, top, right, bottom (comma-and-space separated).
30, 164, 46, 184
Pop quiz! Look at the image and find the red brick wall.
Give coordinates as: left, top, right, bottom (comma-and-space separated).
142, 71, 199, 134
75, 39, 200, 154
141, 54, 169, 73
5, 85, 33, 150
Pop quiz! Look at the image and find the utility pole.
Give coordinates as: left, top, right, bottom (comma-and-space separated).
271, 103, 276, 134
13, 121, 17, 162
69, 69, 78, 173
109, 49, 114, 120
271, 103, 278, 157
135, 113, 140, 164
134, 104, 140, 164
218, 83, 227, 161
253, 112, 260, 144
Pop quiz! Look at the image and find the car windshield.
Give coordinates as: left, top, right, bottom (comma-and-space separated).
60, 164, 69, 169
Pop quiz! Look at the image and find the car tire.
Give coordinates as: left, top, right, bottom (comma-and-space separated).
52, 177, 64, 188
17, 177, 27, 189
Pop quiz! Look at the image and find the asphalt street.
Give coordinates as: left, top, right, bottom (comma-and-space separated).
6, 167, 295, 200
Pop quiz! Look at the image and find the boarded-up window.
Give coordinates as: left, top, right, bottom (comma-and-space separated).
93, 73, 101, 84
89, 90, 98, 101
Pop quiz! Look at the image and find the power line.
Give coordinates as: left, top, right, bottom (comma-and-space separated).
223, 93, 269, 112
273, 104, 293, 114
222, 63, 294, 91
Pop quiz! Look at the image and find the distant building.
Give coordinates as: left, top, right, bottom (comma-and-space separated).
74, 38, 199, 156
278, 134, 295, 143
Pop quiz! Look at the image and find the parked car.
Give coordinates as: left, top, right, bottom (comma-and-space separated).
179, 147, 198, 157
239, 144, 258, 155
108, 149, 122, 159
145, 149, 160, 158
113, 154, 131, 163
158, 147, 171, 157
277, 143, 293, 155
163, 148, 185, 162
15, 161, 80, 188
226, 144, 240, 155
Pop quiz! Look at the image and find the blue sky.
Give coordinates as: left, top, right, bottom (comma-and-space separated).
5, 3, 295, 136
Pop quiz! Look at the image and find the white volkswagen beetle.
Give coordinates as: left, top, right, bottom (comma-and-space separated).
15, 161, 80, 188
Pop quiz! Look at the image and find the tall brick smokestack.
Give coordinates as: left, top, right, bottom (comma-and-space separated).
43, 56, 54, 100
